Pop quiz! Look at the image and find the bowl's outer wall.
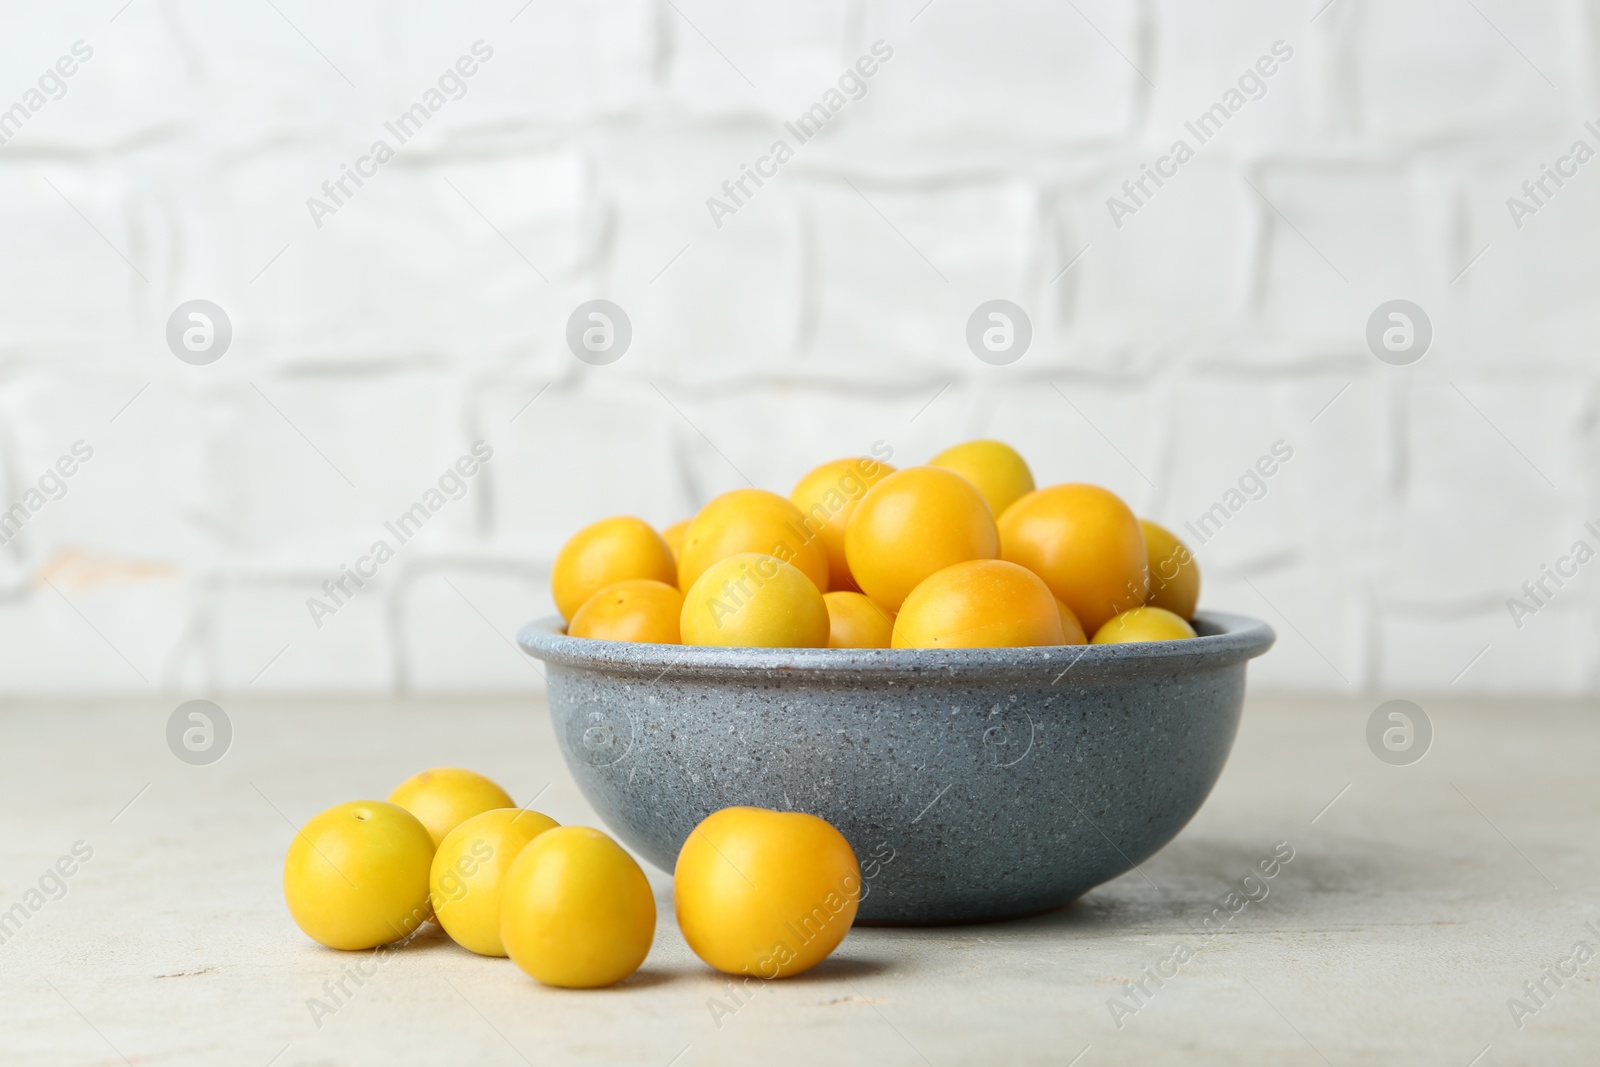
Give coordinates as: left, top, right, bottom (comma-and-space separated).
544, 657, 1247, 924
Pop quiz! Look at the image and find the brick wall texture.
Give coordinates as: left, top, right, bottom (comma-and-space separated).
0, 0, 1588, 695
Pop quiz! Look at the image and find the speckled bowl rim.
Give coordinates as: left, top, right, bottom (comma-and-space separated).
518, 610, 1275, 681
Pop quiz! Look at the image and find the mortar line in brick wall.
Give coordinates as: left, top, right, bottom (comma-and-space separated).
1241, 176, 1347, 284
441, 577, 545, 680
650, 381, 755, 487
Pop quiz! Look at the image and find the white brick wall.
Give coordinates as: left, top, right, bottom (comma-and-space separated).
0, 0, 1589, 695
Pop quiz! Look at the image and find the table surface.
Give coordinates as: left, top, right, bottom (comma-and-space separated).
1, 694, 1596, 1066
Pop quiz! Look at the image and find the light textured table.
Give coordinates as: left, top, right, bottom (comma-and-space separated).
1, 695, 1596, 1066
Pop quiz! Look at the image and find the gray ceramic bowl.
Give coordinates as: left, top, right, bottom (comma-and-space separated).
518, 611, 1274, 925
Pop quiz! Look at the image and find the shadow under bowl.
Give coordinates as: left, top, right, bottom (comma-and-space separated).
518, 611, 1274, 925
